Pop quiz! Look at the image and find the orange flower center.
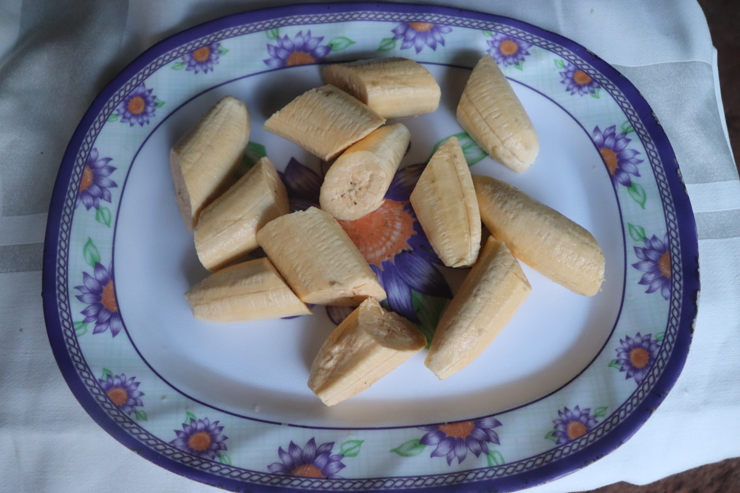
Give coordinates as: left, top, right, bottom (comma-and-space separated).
408, 22, 434, 32
338, 199, 415, 267
573, 70, 592, 86
80, 165, 94, 192
658, 251, 671, 279
566, 421, 587, 440
101, 280, 118, 313
286, 51, 316, 66
188, 431, 212, 451
629, 347, 650, 369
438, 420, 475, 439
127, 96, 146, 115
291, 464, 324, 478
499, 40, 519, 56
106, 386, 128, 406
599, 147, 618, 176
192, 46, 211, 62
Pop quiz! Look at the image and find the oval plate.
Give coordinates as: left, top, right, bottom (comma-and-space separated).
43, 3, 699, 491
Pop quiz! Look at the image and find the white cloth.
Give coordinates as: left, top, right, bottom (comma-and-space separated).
1, 1, 738, 492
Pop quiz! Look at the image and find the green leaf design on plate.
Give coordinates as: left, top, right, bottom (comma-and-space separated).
219, 453, 232, 465
83, 238, 101, 267
482, 29, 493, 37
378, 37, 396, 51
329, 36, 356, 52
430, 132, 487, 167
590, 87, 601, 99
154, 98, 165, 109
339, 439, 364, 457
74, 321, 88, 337
171, 61, 185, 70
266, 28, 280, 40
627, 182, 647, 209
135, 410, 148, 421
235, 141, 268, 178
486, 450, 505, 466
513, 60, 524, 71
608, 358, 622, 369
101, 368, 113, 379
594, 406, 608, 418
218, 46, 229, 56
656, 331, 665, 342
96, 206, 112, 227
412, 290, 449, 347
554, 59, 565, 69
627, 223, 646, 243
390, 438, 426, 457
185, 411, 197, 424
107, 113, 119, 123
544, 430, 558, 443
620, 120, 635, 134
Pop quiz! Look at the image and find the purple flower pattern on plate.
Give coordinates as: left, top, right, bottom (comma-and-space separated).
392, 22, 451, 53
633, 233, 671, 300
560, 62, 599, 96
182, 42, 223, 73
487, 32, 532, 67
268, 438, 346, 478
551, 406, 599, 444
99, 373, 143, 415
280, 158, 451, 326
592, 125, 643, 187
77, 148, 116, 210
264, 30, 331, 68
74, 263, 123, 337
115, 83, 159, 126
615, 332, 660, 384
420, 417, 502, 465
171, 417, 228, 460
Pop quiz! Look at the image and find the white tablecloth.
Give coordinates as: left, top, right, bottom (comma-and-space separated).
1, 1, 738, 492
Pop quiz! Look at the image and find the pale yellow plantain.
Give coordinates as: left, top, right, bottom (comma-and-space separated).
457, 55, 539, 172
308, 297, 425, 406
170, 96, 250, 229
185, 258, 310, 322
320, 123, 410, 220
194, 157, 289, 271
256, 207, 386, 306
473, 175, 605, 296
263, 84, 385, 161
410, 136, 481, 267
322, 57, 440, 118
425, 237, 531, 379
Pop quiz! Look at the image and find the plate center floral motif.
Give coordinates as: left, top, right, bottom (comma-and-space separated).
338, 200, 416, 267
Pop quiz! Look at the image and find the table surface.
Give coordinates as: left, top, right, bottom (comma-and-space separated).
1, 1, 738, 493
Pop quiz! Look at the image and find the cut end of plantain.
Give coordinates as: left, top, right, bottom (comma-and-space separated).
320, 123, 410, 221
308, 298, 425, 406
323, 57, 441, 118
425, 237, 531, 379
410, 136, 482, 268
194, 156, 290, 271
473, 175, 605, 296
456, 55, 538, 172
256, 206, 386, 306
263, 84, 385, 161
185, 257, 311, 322
170, 96, 250, 230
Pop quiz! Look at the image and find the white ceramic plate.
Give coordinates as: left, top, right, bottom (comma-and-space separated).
43, 3, 699, 491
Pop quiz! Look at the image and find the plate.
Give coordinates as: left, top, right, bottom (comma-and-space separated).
43, 3, 699, 491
